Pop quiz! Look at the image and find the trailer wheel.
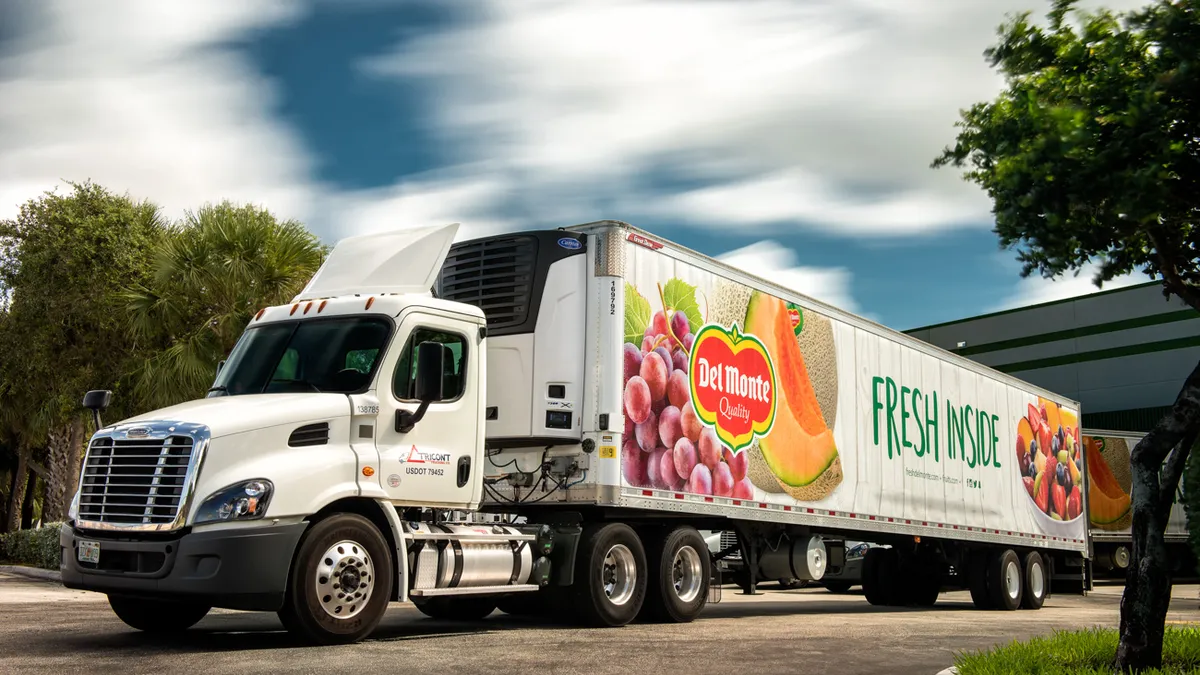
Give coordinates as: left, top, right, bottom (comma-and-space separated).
107, 595, 210, 633
413, 597, 497, 621
967, 549, 994, 610
987, 548, 1022, 611
1019, 551, 1046, 610
571, 522, 647, 627
276, 512, 393, 645
642, 525, 710, 623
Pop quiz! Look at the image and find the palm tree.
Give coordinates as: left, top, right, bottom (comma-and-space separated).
124, 201, 327, 410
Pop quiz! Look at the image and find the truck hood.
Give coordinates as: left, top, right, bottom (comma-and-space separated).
113, 393, 352, 439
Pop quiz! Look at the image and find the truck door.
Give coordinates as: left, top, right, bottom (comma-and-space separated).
374, 310, 481, 508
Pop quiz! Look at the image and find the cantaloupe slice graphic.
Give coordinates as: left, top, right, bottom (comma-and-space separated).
1084, 436, 1132, 530
740, 291, 841, 501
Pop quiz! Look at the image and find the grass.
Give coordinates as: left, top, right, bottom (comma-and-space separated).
953, 626, 1200, 674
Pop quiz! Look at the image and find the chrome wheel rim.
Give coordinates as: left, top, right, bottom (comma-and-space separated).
315, 540, 374, 620
602, 544, 636, 606
1030, 559, 1045, 599
1114, 546, 1130, 569
1004, 559, 1021, 601
672, 545, 703, 603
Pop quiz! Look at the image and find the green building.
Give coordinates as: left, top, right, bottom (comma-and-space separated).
905, 281, 1199, 433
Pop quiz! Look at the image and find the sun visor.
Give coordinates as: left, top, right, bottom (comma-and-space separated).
293, 222, 460, 301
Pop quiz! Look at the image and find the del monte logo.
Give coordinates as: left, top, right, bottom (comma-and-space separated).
688, 322, 777, 454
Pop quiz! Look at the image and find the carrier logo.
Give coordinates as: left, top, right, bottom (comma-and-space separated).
400, 445, 451, 465
688, 323, 777, 454
557, 237, 582, 250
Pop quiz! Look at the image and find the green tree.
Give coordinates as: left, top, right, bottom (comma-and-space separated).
124, 201, 326, 409
932, 0, 1198, 670
0, 181, 168, 524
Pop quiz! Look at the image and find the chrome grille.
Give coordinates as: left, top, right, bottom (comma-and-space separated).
720, 530, 742, 560
78, 435, 195, 526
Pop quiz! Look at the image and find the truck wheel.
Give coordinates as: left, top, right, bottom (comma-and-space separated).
987, 548, 1022, 611
1019, 551, 1046, 610
571, 522, 647, 627
277, 513, 393, 645
413, 597, 497, 620
108, 595, 210, 633
823, 581, 852, 593
642, 525, 710, 623
862, 548, 883, 605
967, 550, 994, 610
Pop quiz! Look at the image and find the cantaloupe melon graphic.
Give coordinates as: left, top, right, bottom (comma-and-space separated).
1084, 436, 1133, 531
707, 280, 841, 500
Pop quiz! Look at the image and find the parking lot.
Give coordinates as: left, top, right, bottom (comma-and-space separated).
2, 571, 1198, 675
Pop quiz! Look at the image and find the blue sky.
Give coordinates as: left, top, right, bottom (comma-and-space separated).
0, 0, 1149, 330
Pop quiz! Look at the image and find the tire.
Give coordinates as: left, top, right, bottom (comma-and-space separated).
1019, 551, 1047, 610
823, 581, 852, 593
862, 547, 885, 605
570, 522, 647, 627
276, 513, 394, 645
968, 549, 993, 610
413, 597, 497, 621
641, 526, 710, 623
987, 548, 1022, 611
107, 595, 210, 633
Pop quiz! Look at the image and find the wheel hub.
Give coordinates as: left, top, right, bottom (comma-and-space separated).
671, 545, 703, 604
315, 540, 374, 620
1005, 559, 1021, 601
602, 544, 636, 606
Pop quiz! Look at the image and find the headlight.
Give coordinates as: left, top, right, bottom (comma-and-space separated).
194, 479, 274, 525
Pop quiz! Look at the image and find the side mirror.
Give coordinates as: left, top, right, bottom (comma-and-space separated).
82, 390, 113, 430
414, 341, 446, 402
396, 342, 446, 434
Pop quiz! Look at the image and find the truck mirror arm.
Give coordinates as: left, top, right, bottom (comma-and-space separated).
395, 402, 431, 434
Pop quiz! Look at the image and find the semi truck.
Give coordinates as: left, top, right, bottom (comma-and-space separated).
59, 221, 1092, 645
1082, 429, 1194, 578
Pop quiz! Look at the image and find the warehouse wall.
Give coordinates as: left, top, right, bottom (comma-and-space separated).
905, 282, 1199, 432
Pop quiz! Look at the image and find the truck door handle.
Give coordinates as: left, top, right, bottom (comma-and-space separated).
457, 456, 471, 488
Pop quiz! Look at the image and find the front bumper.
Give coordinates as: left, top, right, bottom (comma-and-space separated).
60, 521, 307, 612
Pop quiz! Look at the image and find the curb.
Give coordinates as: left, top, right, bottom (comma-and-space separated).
0, 565, 62, 583
935, 668, 958, 675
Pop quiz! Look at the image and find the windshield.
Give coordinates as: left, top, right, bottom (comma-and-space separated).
209, 316, 392, 396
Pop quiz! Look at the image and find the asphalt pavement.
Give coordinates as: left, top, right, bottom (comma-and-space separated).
2, 571, 1198, 675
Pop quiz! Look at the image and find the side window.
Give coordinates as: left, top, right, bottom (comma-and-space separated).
392, 328, 468, 401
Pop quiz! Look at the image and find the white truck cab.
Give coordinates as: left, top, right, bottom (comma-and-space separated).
61, 224, 555, 644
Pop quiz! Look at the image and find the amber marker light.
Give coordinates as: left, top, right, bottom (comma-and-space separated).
365, 296, 375, 310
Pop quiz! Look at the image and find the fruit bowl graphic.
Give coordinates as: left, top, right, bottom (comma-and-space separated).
1016, 398, 1083, 536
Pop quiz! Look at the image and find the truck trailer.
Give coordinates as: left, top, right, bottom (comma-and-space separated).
1082, 429, 1194, 578
59, 221, 1092, 645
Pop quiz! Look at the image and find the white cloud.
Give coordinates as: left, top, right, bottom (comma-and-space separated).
361, 0, 1148, 236
990, 261, 1146, 312
716, 240, 858, 313
0, 0, 315, 223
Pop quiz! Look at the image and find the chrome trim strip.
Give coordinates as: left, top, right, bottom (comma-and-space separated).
73, 420, 211, 533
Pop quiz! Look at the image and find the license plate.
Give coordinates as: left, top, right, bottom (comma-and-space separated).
77, 539, 100, 564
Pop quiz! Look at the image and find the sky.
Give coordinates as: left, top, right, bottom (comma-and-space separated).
0, 0, 1154, 330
